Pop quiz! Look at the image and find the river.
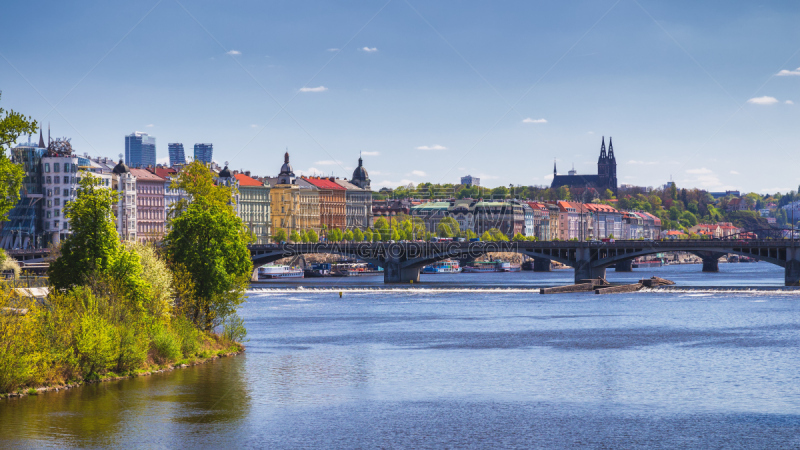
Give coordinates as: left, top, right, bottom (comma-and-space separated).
3, 262, 800, 448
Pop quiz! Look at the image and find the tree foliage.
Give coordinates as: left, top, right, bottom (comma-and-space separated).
0, 93, 37, 221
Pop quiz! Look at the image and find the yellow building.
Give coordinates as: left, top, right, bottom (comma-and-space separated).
267, 152, 301, 237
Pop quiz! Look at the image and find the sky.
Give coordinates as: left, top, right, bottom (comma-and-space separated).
1, 0, 799, 193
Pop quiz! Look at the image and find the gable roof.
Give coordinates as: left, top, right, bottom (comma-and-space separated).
234, 173, 264, 187
129, 168, 165, 181
302, 177, 346, 190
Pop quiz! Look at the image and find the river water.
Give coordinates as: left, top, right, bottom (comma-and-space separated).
3, 262, 800, 448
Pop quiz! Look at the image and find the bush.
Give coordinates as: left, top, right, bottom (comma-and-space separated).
172, 316, 201, 357
151, 326, 181, 364
75, 311, 116, 377
115, 325, 148, 373
222, 313, 247, 344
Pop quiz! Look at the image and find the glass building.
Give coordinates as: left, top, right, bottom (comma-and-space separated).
194, 143, 213, 164
0, 142, 47, 249
125, 132, 156, 168
168, 143, 185, 167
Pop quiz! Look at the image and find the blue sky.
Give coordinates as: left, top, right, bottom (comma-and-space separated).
2, 0, 799, 193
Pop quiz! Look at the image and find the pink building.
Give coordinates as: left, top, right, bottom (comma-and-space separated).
129, 168, 167, 242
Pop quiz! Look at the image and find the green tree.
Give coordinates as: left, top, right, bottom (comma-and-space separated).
300, 230, 309, 242
164, 168, 253, 331
372, 229, 381, 242
0, 93, 37, 221
306, 229, 319, 243
439, 217, 460, 236
352, 228, 364, 242
464, 229, 478, 240
272, 228, 287, 243
49, 173, 122, 291
512, 232, 527, 241
169, 161, 235, 218
436, 222, 453, 238
363, 228, 373, 242
343, 229, 354, 241
289, 229, 301, 243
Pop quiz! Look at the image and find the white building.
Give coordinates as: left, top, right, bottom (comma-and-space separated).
112, 160, 138, 241
41, 155, 79, 244
460, 175, 480, 187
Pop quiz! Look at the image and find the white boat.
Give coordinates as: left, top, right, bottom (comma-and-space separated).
422, 259, 462, 274
462, 260, 521, 273
258, 264, 304, 279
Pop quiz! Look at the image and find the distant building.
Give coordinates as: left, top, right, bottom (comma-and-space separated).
709, 190, 740, 199
350, 156, 371, 190
303, 177, 347, 231
112, 159, 138, 242
168, 143, 186, 167
335, 178, 373, 230
234, 172, 271, 244
1, 131, 47, 249
461, 175, 480, 187
551, 137, 618, 195
125, 132, 156, 168
194, 143, 213, 164
129, 168, 166, 242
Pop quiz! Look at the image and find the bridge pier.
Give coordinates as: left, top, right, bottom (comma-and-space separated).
383, 259, 420, 284
614, 259, 633, 272
786, 249, 800, 287
701, 257, 719, 273
532, 257, 551, 272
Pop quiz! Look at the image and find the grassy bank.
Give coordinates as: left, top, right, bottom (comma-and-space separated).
0, 283, 246, 396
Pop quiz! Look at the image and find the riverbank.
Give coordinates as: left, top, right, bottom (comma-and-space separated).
0, 343, 244, 400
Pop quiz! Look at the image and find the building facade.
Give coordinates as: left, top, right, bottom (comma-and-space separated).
129, 168, 166, 242
41, 154, 80, 244
234, 173, 271, 244
194, 143, 213, 164
1, 136, 47, 249
112, 160, 138, 241
303, 177, 346, 231
168, 143, 186, 167
125, 132, 156, 168
460, 175, 480, 187
335, 178, 373, 230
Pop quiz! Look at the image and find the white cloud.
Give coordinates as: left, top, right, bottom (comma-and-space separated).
250, 124, 259, 128
370, 170, 387, 176
475, 174, 498, 180
361, 151, 380, 156
522, 118, 547, 124
145, 124, 154, 128
327, 48, 340, 52
303, 167, 324, 176
761, 187, 793, 193
157, 157, 168, 165
730, 170, 739, 175
416, 145, 447, 151
686, 168, 713, 174
299, 86, 328, 93
226, 50, 241, 55
776, 67, 800, 76
627, 160, 659, 165
543, 174, 554, 181
587, 131, 595, 135
786, 100, 795, 105
747, 96, 779, 105
410, 170, 426, 177
314, 160, 341, 166
376, 179, 415, 187
360, 47, 378, 52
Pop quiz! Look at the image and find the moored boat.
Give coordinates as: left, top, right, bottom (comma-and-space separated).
421, 259, 462, 274
462, 260, 520, 273
258, 264, 304, 279
331, 262, 384, 277
304, 263, 332, 277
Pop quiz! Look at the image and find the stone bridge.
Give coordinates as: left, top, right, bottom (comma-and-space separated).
249, 240, 800, 286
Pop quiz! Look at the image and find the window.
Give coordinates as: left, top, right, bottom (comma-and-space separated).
54, 176, 60, 184
46, 176, 51, 184
47, 189, 52, 197
63, 222, 68, 230
64, 163, 70, 172
55, 209, 60, 217
54, 163, 60, 173
54, 221, 59, 228
44, 163, 50, 173
54, 198, 60, 207
47, 200, 52, 208
46, 211, 51, 219
45, 221, 50, 230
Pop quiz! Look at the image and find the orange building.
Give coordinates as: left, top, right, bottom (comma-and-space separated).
301, 177, 346, 231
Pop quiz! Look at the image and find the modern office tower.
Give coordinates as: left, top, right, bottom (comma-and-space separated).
168, 143, 186, 167
125, 132, 156, 168
194, 143, 213, 164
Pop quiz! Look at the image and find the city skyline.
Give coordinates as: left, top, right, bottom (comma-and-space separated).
2, 1, 799, 192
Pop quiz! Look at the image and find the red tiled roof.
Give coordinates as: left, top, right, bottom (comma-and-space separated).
130, 168, 166, 181
301, 177, 346, 190
149, 167, 177, 178
234, 173, 264, 187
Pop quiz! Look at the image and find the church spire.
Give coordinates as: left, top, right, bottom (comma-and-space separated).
599, 136, 607, 160
553, 158, 557, 176
38, 126, 45, 148
608, 136, 615, 160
